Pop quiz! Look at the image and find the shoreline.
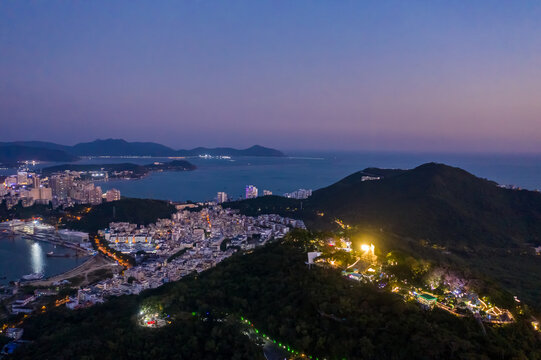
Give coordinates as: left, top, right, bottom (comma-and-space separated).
0, 231, 95, 285
23, 254, 117, 287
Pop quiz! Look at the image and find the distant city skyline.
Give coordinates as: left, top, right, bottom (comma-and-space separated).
2, 1, 541, 153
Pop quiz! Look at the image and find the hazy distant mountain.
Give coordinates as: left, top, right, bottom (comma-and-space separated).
71, 139, 177, 157
176, 145, 285, 157
0, 145, 79, 163
0, 139, 285, 158
0, 141, 71, 152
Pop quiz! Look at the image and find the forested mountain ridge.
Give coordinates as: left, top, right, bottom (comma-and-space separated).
228, 163, 541, 248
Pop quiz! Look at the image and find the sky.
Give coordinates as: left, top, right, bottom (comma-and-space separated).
1, 1, 541, 152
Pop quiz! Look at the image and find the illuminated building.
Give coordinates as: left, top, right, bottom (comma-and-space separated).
216, 192, 228, 204
105, 188, 121, 202
245, 185, 258, 199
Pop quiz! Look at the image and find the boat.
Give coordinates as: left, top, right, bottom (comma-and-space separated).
46, 251, 70, 258
20, 272, 44, 281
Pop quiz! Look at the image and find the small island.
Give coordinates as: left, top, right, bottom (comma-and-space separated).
41, 160, 196, 180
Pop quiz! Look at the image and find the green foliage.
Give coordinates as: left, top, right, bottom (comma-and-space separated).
65, 198, 176, 233
0, 200, 58, 222
16, 232, 541, 359
228, 163, 541, 310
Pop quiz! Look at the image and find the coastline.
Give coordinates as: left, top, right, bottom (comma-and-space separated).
24, 254, 117, 287
0, 231, 94, 285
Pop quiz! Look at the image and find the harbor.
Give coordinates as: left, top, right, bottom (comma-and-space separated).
0, 220, 95, 287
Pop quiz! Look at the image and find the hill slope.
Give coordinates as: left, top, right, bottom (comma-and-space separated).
17, 238, 541, 359
228, 163, 541, 248
71, 139, 177, 156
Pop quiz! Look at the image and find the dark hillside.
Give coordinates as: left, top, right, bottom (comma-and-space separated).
229, 163, 541, 248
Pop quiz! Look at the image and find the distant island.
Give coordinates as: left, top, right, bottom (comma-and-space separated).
0, 139, 285, 164
41, 160, 196, 179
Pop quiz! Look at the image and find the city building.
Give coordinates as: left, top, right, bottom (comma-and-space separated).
50, 175, 73, 200
32, 175, 40, 188
87, 185, 103, 205
105, 188, 121, 202
283, 188, 312, 199
216, 192, 228, 204
17, 172, 28, 185
263, 190, 272, 196
245, 185, 258, 199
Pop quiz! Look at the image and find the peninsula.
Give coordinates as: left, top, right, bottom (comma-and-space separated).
41, 160, 196, 179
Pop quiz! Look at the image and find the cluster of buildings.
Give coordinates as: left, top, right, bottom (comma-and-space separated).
215, 185, 312, 203
283, 188, 312, 199
65, 206, 305, 309
100, 206, 304, 256
1, 170, 121, 209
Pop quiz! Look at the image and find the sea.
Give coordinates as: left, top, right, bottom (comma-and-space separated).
0, 235, 87, 286
1, 151, 540, 283
84, 151, 541, 200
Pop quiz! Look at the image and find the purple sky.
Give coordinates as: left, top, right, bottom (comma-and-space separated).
1, 1, 541, 152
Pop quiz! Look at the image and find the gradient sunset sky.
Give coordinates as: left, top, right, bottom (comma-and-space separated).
1, 1, 541, 152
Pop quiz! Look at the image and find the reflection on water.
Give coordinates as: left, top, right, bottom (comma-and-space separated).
0, 235, 88, 285
30, 242, 44, 273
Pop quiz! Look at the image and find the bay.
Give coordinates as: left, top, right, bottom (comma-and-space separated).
0, 235, 88, 286
88, 152, 541, 202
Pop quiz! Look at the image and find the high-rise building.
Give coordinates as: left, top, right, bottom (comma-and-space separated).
4, 176, 17, 187
105, 188, 121, 202
50, 175, 73, 199
32, 175, 40, 188
245, 185, 258, 199
17, 172, 28, 185
263, 190, 272, 196
83, 184, 103, 205
216, 192, 228, 204
39, 187, 53, 202
29, 187, 53, 204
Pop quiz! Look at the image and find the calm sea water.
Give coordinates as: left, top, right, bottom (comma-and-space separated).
88, 152, 541, 201
0, 235, 88, 286
3, 151, 540, 201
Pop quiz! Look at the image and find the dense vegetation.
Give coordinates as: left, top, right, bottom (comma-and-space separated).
229, 163, 541, 247
226, 163, 541, 311
0, 201, 58, 222
16, 231, 541, 359
1, 198, 176, 235
65, 198, 177, 233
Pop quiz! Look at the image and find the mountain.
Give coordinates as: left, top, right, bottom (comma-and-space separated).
227, 163, 541, 248
0, 145, 79, 164
71, 139, 177, 157
0, 141, 71, 152
176, 145, 285, 157
0, 139, 285, 158
226, 163, 541, 308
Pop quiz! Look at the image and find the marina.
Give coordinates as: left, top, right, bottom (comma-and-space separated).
0, 226, 92, 286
